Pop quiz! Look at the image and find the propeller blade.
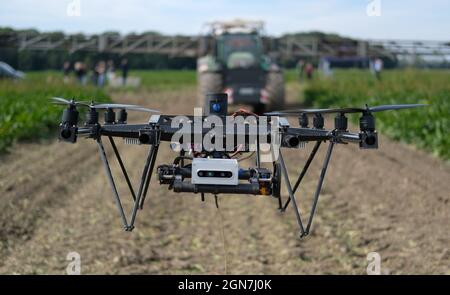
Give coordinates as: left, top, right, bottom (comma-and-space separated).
52, 98, 160, 113
265, 109, 318, 115
91, 103, 160, 113
307, 107, 364, 114
266, 104, 426, 116
51, 97, 90, 107
266, 108, 363, 115
51, 97, 71, 104
264, 112, 288, 116
368, 104, 427, 112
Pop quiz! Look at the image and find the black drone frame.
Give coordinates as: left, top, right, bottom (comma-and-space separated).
278, 141, 333, 237
60, 115, 366, 237
96, 131, 160, 232
53, 96, 424, 237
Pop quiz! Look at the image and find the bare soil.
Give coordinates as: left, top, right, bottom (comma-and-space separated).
0, 85, 448, 274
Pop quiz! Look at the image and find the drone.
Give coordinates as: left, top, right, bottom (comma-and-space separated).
52, 93, 424, 238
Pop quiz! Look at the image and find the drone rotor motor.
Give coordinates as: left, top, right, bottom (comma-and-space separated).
104, 108, 116, 124
85, 108, 99, 125
118, 109, 128, 124
334, 113, 348, 131
359, 112, 378, 149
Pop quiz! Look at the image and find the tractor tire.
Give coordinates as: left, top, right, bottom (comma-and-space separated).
266, 71, 285, 110
197, 72, 223, 108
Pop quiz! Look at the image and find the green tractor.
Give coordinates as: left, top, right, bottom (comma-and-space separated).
197, 20, 285, 113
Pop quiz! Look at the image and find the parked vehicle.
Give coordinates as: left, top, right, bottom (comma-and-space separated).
0, 61, 25, 79
197, 19, 284, 113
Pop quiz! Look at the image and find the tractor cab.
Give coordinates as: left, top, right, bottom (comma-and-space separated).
197, 19, 284, 113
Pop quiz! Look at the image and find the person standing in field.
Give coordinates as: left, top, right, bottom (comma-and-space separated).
106, 60, 115, 84
374, 58, 383, 81
320, 58, 333, 77
96, 61, 106, 87
120, 58, 129, 86
297, 59, 305, 81
305, 63, 314, 80
74, 61, 86, 85
62, 61, 71, 84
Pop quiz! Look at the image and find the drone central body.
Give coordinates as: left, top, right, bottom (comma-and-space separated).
53, 93, 424, 238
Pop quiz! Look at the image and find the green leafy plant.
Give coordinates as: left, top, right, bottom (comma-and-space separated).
0, 71, 110, 152
303, 69, 449, 160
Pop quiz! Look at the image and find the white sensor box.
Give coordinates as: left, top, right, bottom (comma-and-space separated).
191, 158, 239, 186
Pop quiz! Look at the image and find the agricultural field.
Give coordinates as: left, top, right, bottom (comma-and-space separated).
2, 0, 449, 279
303, 69, 450, 160
0, 72, 110, 152
0, 71, 448, 274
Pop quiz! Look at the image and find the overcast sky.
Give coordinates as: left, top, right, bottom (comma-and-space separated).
1, 0, 449, 40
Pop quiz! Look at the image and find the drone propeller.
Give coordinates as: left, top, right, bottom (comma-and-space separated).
89, 103, 160, 113
265, 104, 426, 116
51, 97, 90, 107
52, 97, 160, 113
366, 104, 426, 112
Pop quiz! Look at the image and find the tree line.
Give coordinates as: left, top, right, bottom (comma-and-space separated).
0, 27, 398, 71
0, 28, 200, 71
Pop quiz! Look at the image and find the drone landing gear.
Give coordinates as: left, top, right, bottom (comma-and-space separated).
96, 135, 160, 231
278, 140, 335, 238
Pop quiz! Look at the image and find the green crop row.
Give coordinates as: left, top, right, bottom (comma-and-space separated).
131, 70, 196, 90
302, 69, 450, 160
0, 71, 110, 153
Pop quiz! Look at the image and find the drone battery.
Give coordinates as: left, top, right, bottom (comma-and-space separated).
191, 158, 238, 185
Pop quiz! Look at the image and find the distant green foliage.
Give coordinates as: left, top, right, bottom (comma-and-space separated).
303, 69, 450, 160
284, 69, 299, 83
132, 70, 196, 90
0, 72, 110, 152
